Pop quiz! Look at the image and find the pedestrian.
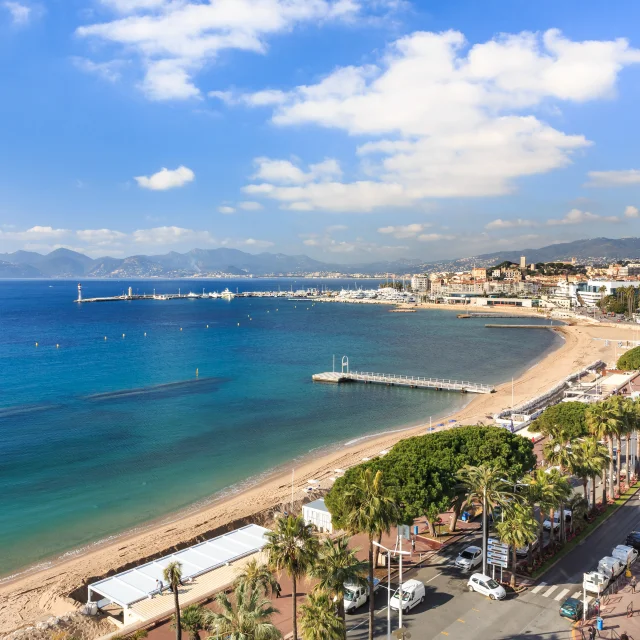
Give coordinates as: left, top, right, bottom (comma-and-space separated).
411, 537, 416, 553
631, 576, 637, 593
156, 579, 163, 594
275, 582, 281, 599
621, 633, 629, 640
588, 625, 596, 640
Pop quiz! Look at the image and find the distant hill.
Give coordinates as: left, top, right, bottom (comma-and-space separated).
2, 237, 640, 278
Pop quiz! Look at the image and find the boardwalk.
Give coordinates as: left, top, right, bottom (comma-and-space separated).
312, 371, 494, 394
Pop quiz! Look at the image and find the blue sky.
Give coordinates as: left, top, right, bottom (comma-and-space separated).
2, 0, 640, 263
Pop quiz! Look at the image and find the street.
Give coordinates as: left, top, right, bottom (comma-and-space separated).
345, 489, 640, 639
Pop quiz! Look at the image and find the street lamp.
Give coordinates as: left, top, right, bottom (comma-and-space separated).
373, 537, 411, 640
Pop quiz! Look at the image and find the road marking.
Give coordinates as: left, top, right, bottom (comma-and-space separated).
543, 585, 558, 598
472, 608, 480, 612
457, 618, 465, 623
440, 633, 449, 636
572, 591, 582, 599
554, 588, 570, 601
531, 582, 547, 594
426, 572, 443, 584
586, 595, 593, 605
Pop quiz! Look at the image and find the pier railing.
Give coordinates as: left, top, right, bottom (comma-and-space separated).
345, 371, 494, 394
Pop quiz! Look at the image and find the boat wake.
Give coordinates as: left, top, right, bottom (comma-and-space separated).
84, 377, 228, 401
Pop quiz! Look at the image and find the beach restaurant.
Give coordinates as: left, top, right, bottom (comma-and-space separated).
87, 524, 270, 627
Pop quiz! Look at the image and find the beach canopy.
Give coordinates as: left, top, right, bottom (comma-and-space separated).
88, 523, 270, 609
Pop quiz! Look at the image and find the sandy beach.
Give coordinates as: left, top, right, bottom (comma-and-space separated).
1, 313, 638, 635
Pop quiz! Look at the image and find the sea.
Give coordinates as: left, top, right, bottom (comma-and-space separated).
0, 279, 563, 577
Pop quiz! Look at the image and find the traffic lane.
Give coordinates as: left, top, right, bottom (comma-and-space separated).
543, 489, 640, 585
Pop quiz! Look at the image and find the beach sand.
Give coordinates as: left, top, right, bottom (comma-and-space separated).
1, 316, 638, 635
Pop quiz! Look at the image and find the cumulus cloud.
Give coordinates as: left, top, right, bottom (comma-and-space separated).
417, 233, 456, 242
585, 169, 640, 187
546, 208, 620, 226
485, 218, 537, 229
241, 238, 274, 247
3, 1, 31, 25
231, 29, 640, 212
132, 226, 213, 244
135, 166, 195, 191
218, 205, 236, 214
76, 229, 127, 245
378, 223, 430, 238
76, 0, 361, 100
237, 201, 263, 210
625, 205, 639, 218
252, 157, 342, 184
71, 57, 124, 82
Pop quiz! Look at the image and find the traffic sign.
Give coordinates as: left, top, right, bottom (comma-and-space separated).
487, 556, 508, 568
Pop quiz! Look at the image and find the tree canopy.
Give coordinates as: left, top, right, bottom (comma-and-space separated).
325, 426, 535, 528
530, 402, 589, 441
618, 346, 640, 371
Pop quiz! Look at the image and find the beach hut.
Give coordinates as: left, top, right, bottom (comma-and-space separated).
302, 498, 333, 533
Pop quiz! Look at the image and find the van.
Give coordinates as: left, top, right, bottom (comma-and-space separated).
583, 571, 609, 594
598, 556, 624, 580
612, 545, 638, 567
389, 579, 425, 613
343, 578, 381, 613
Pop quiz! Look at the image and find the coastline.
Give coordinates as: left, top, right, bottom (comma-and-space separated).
0, 318, 632, 633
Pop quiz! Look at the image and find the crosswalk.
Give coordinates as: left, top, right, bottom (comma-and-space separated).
529, 581, 593, 605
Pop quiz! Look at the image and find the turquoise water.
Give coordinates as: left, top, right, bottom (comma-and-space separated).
0, 280, 562, 576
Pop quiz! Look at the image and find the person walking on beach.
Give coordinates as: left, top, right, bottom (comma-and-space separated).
275, 582, 282, 598
631, 576, 637, 593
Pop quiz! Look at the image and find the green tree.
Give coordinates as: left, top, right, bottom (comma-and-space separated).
533, 402, 589, 442
264, 515, 318, 640
587, 400, 621, 503
573, 438, 610, 510
525, 469, 566, 561
567, 495, 589, 534
205, 582, 281, 640
311, 536, 368, 639
342, 469, 399, 640
299, 590, 343, 640
496, 503, 538, 588
178, 604, 206, 640
234, 559, 278, 598
617, 346, 640, 370
457, 464, 515, 576
164, 561, 183, 640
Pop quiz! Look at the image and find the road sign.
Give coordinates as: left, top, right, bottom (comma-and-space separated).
487, 549, 509, 560
487, 556, 508, 568
399, 525, 411, 540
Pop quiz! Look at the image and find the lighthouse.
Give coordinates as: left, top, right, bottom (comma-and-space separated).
77, 283, 82, 302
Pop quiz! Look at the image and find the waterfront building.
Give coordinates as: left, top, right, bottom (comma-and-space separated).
302, 498, 333, 533
411, 275, 430, 292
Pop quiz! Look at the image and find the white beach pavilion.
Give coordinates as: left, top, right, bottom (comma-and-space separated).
302, 498, 333, 533
87, 524, 270, 626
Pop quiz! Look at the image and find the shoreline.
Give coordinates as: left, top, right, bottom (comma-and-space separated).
0, 318, 633, 634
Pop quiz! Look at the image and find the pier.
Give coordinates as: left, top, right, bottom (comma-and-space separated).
312, 364, 494, 394
485, 324, 559, 330
457, 313, 536, 319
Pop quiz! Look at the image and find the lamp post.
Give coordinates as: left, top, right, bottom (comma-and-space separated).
373, 536, 411, 638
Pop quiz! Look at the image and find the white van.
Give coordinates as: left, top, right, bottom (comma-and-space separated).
598, 556, 624, 579
343, 578, 380, 613
612, 545, 638, 567
583, 571, 609, 594
389, 579, 425, 613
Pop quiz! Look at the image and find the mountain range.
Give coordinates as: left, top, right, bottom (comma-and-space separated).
1, 237, 640, 278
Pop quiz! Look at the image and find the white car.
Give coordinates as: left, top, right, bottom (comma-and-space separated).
455, 546, 483, 572
516, 538, 539, 558
543, 510, 572, 531
467, 573, 506, 600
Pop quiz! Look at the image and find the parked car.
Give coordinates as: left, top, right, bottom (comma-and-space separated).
612, 544, 638, 567
389, 580, 425, 613
455, 546, 483, 572
516, 538, 539, 558
598, 556, 624, 580
559, 597, 583, 621
543, 510, 572, 531
467, 573, 506, 600
625, 531, 640, 551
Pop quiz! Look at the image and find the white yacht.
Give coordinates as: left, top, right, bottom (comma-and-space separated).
221, 288, 235, 300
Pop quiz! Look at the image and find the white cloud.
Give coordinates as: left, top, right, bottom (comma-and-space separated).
0, 226, 69, 241
218, 205, 236, 214
132, 226, 214, 244
417, 233, 456, 242
252, 157, 342, 184
76, 0, 361, 100
326, 224, 347, 232
378, 223, 430, 238
231, 29, 640, 211
625, 205, 639, 218
135, 166, 195, 191
546, 208, 620, 226
585, 169, 640, 187
237, 201, 263, 210
3, 1, 30, 25
76, 229, 127, 245
485, 218, 537, 229
241, 238, 274, 247
71, 57, 124, 82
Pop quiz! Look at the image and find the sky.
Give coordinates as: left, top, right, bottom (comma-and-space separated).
2, 0, 640, 263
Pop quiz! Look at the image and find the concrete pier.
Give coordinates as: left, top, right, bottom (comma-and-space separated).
485, 324, 558, 329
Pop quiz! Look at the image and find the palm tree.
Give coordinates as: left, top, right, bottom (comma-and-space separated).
525, 469, 564, 561
205, 582, 281, 640
496, 503, 537, 588
587, 400, 621, 504
610, 396, 626, 496
574, 438, 610, 511
620, 397, 637, 490
164, 561, 184, 640
179, 604, 206, 640
545, 469, 572, 548
299, 590, 344, 640
264, 515, 318, 640
457, 464, 515, 576
567, 495, 589, 534
311, 535, 368, 638
235, 558, 278, 597
343, 468, 399, 640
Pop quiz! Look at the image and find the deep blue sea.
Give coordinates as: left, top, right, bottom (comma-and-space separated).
0, 279, 562, 576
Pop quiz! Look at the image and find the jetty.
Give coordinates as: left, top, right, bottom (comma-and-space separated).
485, 324, 558, 330
312, 370, 494, 394
457, 313, 535, 319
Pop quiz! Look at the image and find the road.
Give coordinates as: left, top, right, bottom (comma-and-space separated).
346, 489, 640, 639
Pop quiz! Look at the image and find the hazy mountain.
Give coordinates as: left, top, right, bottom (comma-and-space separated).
0, 260, 43, 278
